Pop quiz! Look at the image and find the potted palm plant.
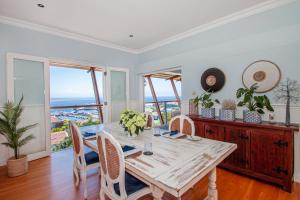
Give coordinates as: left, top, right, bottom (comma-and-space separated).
236, 84, 274, 123
0, 96, 36, 177
194, 92, 219, 118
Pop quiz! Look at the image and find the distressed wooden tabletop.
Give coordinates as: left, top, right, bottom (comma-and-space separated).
84, 122, 237, 198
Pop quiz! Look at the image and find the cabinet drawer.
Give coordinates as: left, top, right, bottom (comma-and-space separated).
204, 124, 224, 141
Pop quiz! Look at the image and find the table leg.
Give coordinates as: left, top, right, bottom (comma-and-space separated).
207, 167, 218, 200
150, 185, 164, 200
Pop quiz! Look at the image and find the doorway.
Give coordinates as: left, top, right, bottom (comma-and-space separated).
49, 62, 104, 151
143, 69, 182, 127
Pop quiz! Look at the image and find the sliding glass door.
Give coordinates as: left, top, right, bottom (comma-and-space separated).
7, 53, 50, 161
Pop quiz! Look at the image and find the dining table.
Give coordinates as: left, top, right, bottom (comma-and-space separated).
83, 122, 237, 200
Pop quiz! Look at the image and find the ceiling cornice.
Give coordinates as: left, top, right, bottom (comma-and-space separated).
137, 0, 296, 53
0, 0, 295, 55
0, 15, 139, 54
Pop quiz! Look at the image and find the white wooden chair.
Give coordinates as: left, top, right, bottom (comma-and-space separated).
69, 121, 100, 199
96, 131, 152, 200
144, 112, 154, 128
169, 115, 195, 136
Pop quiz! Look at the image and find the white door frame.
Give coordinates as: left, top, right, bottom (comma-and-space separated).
104, 67, 130, 123
6, 53, 51, 161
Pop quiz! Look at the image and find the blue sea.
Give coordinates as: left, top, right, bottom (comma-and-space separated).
50, 96, 178, 107
50, 96, 178, 115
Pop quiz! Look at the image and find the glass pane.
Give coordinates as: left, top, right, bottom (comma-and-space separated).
50, 66, 96, 106
14, 59, 44, 104
95, 71, 104, 102
110, 71, 127, 122
13, 59, 46, 155
144, 77, 182, 125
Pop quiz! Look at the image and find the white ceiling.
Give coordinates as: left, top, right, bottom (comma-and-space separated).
0, 0, 286, 52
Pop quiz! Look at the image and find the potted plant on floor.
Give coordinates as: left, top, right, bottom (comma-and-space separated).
0, 96, 36, 177
194, 92, 219, 118
236, 84, 274, 123
219, 99, 236, 121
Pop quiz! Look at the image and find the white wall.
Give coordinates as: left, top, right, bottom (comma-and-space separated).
0, 23, 139, 165
137, 1, 300, 181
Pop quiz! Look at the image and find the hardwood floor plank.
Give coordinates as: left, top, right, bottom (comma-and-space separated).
0, 149, 299, 200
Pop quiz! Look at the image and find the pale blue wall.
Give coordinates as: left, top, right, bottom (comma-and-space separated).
0, 23, 138, 104
137, 1, 300, 102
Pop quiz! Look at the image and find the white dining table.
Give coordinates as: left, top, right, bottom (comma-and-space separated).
83, 122, 237, 200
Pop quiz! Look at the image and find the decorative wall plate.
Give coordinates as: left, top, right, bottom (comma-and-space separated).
242, 60, 281, 93
201, 68, 225, 92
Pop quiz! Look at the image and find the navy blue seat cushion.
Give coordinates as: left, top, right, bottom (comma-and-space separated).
84, 151, 99, 165
114, 172, 147, 196
122, 145, 135, 152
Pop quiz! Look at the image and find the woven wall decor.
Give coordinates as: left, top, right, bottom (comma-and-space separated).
242, 60, 281, 93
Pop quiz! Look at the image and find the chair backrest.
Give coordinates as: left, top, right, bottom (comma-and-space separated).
169, 115, 195, 136
144, 112, 154, 128
97, 131, 127, 199
69, 121, 85, 165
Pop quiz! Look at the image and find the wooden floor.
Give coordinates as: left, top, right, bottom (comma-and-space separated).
0, 149, 299, 200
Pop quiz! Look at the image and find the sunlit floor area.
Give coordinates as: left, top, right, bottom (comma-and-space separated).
0, 149, 298, 200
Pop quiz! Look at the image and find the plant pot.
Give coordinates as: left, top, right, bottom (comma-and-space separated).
243, 110, 262, 124
7, 155, 28, 177
201, 108, 215, 118
219, 109, 235, 121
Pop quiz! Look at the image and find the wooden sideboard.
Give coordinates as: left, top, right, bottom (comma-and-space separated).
189, 115, 299, 192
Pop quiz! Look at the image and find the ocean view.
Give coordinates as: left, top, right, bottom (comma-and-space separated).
50, 96, 179, 107
50, 96, 180, 122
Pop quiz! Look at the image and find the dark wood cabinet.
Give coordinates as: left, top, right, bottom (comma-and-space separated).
224, 127, 250, 169
251, 129, 287, 179
189, 115, 298, 192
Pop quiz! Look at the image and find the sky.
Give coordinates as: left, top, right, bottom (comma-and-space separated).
50, 66, 181, 98
144, 78, 181, 99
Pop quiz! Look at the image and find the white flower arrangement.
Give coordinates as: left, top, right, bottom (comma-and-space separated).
120, 110, 146, 136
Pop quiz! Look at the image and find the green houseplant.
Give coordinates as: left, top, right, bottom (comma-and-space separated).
0, 96, 36, 177
120, 110, 146, 137
236, 84, 274, 123
193, 92, 219, 118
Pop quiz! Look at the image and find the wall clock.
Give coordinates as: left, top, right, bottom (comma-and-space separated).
242, 60, 281, 93
201, 68, 225, 92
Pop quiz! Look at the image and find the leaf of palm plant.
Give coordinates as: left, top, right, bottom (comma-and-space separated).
18, 135, 35, 147
1, 142, 14, 148
16, 124, 37, 136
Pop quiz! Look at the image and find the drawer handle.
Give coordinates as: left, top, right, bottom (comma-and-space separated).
238, 134, 249, 140
206, 129, 214, 134
273, 140, 288, 147
240, 159, 249, 165
272, 167, 288, 175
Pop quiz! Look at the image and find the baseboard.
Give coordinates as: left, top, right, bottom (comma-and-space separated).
0, 160, 6, 167
294, 173, 300, 183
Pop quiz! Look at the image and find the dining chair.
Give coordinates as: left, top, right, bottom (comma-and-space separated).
144, 112, 154, 128
96, 131, 152, 200
69, 121, 100, 199
169, 115, 195, 136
